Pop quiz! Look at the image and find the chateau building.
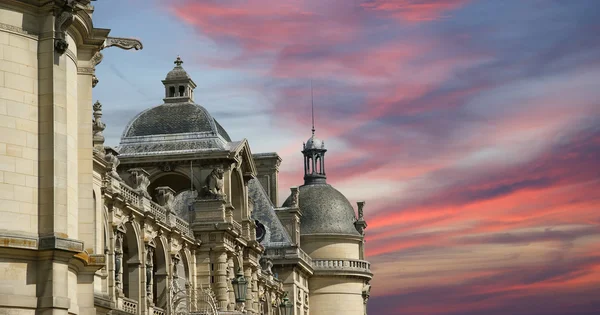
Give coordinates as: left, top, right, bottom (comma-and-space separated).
0, 1, 373, 315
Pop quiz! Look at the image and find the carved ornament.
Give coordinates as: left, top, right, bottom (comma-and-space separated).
103, 37, 143, 51
53, 0, 78, 55
92, 100, 106, 152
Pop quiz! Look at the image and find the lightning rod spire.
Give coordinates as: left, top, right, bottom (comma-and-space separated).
311, 80, 315, 135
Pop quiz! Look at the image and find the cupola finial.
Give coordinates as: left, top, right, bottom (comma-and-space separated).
174, 55, 183, 67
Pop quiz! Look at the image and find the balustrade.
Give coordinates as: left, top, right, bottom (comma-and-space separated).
149, 201, 167, 221
152, 306, 166, 315
121, 297, 138, 314
312, 259, 371, 273
112, 180, 193, 237
120, 182, 140, 206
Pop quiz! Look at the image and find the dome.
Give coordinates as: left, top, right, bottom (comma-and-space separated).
122, 103, 231, 140
165, 56, 191, 81
282, 184, 360, 235
305, 134, 324, 150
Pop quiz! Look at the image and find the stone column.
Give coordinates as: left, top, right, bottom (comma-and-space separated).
213, 251, 229, 311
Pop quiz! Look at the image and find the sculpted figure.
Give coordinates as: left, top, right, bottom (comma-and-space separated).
201, 168, 225, 198
362, 281, 371, 304
260, 257, 273, 275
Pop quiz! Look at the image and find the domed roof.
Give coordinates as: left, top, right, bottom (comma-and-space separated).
304, 134, 325, 150
282, 184, 360, 236
122, 103, 231, 140
165, 56, 191, 81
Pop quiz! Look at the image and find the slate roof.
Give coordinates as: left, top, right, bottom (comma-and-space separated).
122, 103, 231, 140
118, 102, 233, 157
248, 178, 293, 247
282, 184, 360, 236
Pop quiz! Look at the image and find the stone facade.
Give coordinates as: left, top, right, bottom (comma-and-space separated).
0, 1, 372, 315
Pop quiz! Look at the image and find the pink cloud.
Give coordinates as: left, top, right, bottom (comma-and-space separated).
361, 0, 469, 22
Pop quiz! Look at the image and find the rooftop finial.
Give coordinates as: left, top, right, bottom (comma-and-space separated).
174, 55, 183, 67
311, 80, 315, 136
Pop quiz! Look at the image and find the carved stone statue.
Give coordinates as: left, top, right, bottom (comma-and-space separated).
146, 246, 154, 300
104, 147, 121, 180
290, 187, 299, 207
128, 168, 151, 198
92, 101, 106, 152
155, 186, 176, 212
114, 232, 124, 292
201, 168, 225, 198
357, 201, 365, 220
260, 257, 273, 275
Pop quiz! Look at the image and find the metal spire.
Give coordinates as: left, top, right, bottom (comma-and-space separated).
311, 80, 315, 135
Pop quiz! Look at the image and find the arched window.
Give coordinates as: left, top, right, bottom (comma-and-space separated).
169, 86, 175, 97
179, 86, 185, 97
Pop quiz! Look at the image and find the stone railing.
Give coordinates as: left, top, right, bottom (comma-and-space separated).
121, 297, 138, 314
110, 179, 193, 238
152, 306, 166, 315
175, 215, 194, 237
120, 182, 140, 206
263, 247, 313, 265
312, 259, 371, 275
149, 201, 167, 221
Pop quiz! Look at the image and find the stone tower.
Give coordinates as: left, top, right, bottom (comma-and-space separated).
282, 131, 373, 315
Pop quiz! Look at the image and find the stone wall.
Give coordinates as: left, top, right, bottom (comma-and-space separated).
0, 8, 39, 236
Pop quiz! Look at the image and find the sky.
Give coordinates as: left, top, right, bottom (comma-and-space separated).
92, 1, 600, 314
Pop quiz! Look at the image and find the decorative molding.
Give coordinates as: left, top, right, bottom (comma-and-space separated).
38, 235, 84, 252
0, 22, 38, 39
78, 67, 95, 75
102, 37, 143, 51
0, 234, 38, 250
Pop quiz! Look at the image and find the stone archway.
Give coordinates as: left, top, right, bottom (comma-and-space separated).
153, 236, 170, 309
122, 221, 142, 301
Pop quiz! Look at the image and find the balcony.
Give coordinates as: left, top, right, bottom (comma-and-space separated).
312, 259, 372, 279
